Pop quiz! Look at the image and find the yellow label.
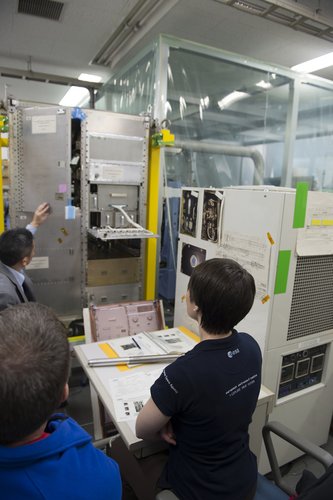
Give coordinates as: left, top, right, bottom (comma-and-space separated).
68, 335, 85, 343
99, 342, 129, 372
267, 232, 274, 245
161, 129, 175, 143
261, 295, 270, 304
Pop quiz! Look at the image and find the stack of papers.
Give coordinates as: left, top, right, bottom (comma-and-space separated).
106, 328, 197, 423
109, 367, 164, 422
80, 327, 198, 423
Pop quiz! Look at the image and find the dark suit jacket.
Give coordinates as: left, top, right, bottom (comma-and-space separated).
0, 261, 36, 311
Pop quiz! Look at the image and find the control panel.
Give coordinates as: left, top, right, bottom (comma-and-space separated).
89, 300, 165, 341
278, 344, 327, 399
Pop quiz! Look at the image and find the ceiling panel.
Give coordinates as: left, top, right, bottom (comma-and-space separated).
1, 0, 333, 104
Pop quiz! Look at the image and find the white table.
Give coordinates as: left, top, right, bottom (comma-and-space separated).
74, 309, 275, 459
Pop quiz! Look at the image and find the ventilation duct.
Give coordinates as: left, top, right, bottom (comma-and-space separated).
18, 0, 64, 21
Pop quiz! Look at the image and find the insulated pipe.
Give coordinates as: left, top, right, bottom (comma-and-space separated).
174, 140, 265, 184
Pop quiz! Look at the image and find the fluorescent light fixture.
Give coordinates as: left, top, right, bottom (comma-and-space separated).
220, 0, 333, 45
291, 52, 333, 73
218, 91, 249, 111
78, 73, 102, 83
256, 80, 272, 90
92, 0, 180, 68
59, 86, 90, 106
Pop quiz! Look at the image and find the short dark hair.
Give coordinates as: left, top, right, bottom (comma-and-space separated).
0, 228, 34, 266
188, 258, 255, 335
0, 303, 70, 444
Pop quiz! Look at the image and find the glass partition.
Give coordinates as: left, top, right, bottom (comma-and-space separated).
292, 82, 333, 192
96, 44, 156, 115
164, 47, 292, 187
97, 35, 333, 192
96, 35, 333, 300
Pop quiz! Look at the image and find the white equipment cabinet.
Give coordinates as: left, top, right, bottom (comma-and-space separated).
174, 186, 333, 470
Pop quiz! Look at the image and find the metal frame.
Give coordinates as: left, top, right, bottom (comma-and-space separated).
81, 109, 151, 306
281, 79, 300, 187
263, 421, 333, 495
9, 103, 83, 321
7, 103, 153, 318
217, 0, 333, 42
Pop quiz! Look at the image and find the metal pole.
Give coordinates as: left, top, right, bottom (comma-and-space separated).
281, 80, 300, 187
88, 353, 181, 367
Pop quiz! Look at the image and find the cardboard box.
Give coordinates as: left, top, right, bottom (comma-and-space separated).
87, 258, 140, 286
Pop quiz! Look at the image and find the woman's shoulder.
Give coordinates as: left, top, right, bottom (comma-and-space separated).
237, 331, 261, 352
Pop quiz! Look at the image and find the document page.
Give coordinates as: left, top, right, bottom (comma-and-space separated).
109, 367, 164, 421
107, 333, 166, 357
218, 230, 271, 299
144, 327, 197, 354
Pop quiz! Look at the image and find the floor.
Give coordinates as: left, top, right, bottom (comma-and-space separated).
65, 364, 333, 498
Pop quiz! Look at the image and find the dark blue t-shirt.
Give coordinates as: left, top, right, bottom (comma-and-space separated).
151, 329, 262, 500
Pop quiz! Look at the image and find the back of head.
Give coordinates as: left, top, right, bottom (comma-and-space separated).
0, 303, 70, 445
188, 258, 256, 334
0, 228, 33, 267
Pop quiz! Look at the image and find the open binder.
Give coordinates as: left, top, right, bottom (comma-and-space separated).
87, 327, 198, 367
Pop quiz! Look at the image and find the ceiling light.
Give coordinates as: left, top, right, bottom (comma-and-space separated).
291, 52, 333, 73
78, 73, 102, 83
218, 91, 249, 110
59, 86, 90, 106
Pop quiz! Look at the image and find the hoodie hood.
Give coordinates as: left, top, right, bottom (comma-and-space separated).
0, 414, 91, 468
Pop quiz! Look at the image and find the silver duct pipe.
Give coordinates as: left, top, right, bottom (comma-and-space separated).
174, 140, 265, 184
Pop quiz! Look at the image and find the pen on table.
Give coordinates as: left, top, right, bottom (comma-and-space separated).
132, 338, 142, 350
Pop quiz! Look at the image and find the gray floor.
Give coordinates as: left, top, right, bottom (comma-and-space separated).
66, 365, 333, 497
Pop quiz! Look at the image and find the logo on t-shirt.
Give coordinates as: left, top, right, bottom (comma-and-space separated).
227, 348, 240, 358
163, 369, 179, 394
